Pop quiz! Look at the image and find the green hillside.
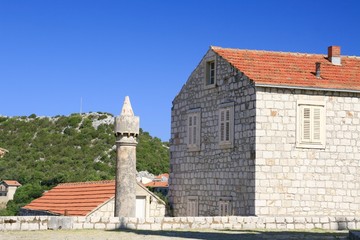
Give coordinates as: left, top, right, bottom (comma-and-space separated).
0, 112, 169, 215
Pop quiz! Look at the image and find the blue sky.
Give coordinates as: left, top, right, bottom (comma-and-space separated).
1, 1, 359, 141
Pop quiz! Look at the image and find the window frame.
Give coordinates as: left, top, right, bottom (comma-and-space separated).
218, 197, 232, 216
296, 100, 326, 149
187, 108, 201, 151
205, 60, 216, 88
218, 102, 234, 149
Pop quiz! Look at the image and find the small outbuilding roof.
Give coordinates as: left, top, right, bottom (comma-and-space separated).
22, 180, 164, 216
22, 180, 115, 216
1, 180, 21, 187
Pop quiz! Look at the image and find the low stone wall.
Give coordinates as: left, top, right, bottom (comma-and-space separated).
1, 216, 360, 231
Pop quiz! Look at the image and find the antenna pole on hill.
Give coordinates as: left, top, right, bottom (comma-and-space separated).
80, 97, 83, 115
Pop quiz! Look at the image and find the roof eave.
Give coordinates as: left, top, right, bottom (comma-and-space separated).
255, 83, 360, 94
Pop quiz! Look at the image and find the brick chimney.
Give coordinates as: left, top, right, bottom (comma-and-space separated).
328, 46, 341, 65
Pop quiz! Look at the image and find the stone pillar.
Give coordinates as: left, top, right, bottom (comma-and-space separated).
114, 96, 139, 217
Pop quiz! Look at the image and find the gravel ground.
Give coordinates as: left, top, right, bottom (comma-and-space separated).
0, 229, 349, 240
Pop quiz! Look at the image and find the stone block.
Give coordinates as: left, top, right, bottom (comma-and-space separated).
145, 217, 155, 223
90, 216, 101, 223
164, 217, 174, 223
105, 223, 116, 230
223, 223, 232, 229
94, 223, 106, 229
77, 216, 87, 223
128, 217, 138, 224
221, 217, 229, 223
320, 217, 329, 223
151, 223, 162, 230
305, 223, 314, 229
126, 223, 137, 229
72, 223, 83, 230
137, 224, 151, 230
266, 223, 276, 229
162, 223, 172, 230
48, 217, 73, 230
294, 223, 306, 230
210, 223, 223, 229
275, 217, 285, 223
109, 217, 120, 224
83, 222, 94, 229
20, 222, 30, 231
228, 216, 237, 224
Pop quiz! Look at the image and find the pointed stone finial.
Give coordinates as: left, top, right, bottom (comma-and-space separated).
114, 96, 139, 137
121, 96, 134, 116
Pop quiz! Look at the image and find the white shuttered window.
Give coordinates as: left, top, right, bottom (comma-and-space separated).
297, 101, 325, 149
187, 109, 201, 151
219, 102, 234, 148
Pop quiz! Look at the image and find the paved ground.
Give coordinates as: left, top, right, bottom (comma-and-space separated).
0, 229, 348, 240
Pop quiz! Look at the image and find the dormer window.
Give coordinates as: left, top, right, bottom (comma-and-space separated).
205, 60, 216, 86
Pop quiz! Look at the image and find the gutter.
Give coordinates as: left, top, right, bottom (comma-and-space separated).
255, 83, 360, 94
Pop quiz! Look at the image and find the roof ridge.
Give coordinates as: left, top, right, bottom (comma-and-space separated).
211, 46, 329, 57
58, 180, 115, 186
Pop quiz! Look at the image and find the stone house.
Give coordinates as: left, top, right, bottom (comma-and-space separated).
144, 173, 169, 196
169, 46, 360, 217
0, 180, 21, 208
20, 180, 165, 218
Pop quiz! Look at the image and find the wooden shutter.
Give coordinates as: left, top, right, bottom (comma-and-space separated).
313, 108, 321, 141
220, 110, 225, 142
193, 116, 197, 144
302, 107, 311, 142
188, 116, 193, 145
225, 109, 230, 141
300, 105, 323, 144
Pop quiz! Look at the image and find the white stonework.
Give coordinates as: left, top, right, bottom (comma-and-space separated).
169, 48, 360, 217
1, 215, 359, 231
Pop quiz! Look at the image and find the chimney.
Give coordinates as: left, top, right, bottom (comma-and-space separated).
328, 46, 341, 65
315, 62, 321, 78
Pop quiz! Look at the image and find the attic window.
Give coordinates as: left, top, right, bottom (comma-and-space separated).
205, 60, 216, 86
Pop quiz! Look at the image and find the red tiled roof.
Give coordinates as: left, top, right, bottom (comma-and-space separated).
211, 46, 360, 91
154, 173, 169, 180
143, 181, 168, 188
143, 173, 169, 188
23, 180, 115, 216
2, 180, 21, 186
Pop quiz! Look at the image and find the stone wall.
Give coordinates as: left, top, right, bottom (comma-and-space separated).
87, 199, 115, 218
255, 87, 360, 216
170, 49, 256, 216
1, 216, 360, 231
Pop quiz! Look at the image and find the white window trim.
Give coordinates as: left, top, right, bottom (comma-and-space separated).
218, 197, 232, 216
186, 196, 199, 216
296, 100, 326, 149
219, 102, 234, 149
204, 59, 216, 88
187, 108, 201, 151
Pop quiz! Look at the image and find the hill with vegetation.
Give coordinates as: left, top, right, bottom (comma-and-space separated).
0, 112, 169, 215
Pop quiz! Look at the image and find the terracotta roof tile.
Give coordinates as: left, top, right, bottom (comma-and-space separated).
143, 181, 168, 188
143, 173, 169, 188
211, 46, 360, 91
23, 180, 115, 216
2, 180, 21, 186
